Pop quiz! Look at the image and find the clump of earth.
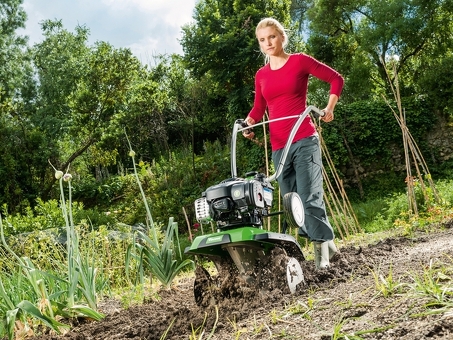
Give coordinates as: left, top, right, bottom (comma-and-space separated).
29, 220, 453, 339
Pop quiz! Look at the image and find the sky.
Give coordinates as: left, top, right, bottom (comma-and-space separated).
19, 0, 197, 63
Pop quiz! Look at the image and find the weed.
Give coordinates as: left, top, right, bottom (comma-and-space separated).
159, 317, 176, 340
370, 264, 404, 298
189, 311, 207, 340
285, 299, 313, 320
335, 294, 354, 309
207, 306, 219, 340
228, 315, 247, 339
188, 306, 218, 340
251, 314, 265, 335
330, 314, 370, 340
407, 257, 453, 314
270, 309, 280, 325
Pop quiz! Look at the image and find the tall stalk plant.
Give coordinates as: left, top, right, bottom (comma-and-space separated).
49, 163, 105, 314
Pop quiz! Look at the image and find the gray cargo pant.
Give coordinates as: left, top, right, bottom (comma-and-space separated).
272, 135, 334, 242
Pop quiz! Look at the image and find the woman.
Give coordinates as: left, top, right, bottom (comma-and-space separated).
243, 17, 344, 269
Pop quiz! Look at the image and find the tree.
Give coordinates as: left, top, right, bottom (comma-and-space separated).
150, 54, 232, 154
0, 0, 31, 99
0, 0, 38, 211
303, 0, 453, 101
290, 0, 313, 32
33, 20, 143, 199
417, 55, 453, 115
181, 0, 294, 120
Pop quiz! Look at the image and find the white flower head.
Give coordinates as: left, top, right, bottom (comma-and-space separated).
63, 173, 73, 182
55, 170, 64, 180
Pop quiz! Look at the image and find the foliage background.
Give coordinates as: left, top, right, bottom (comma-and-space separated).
1, 0, 453, 230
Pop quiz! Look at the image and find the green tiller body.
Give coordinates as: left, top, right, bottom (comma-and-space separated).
185, 106, 325, 305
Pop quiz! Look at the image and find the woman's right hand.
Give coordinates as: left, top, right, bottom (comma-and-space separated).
242, 116, 256, 139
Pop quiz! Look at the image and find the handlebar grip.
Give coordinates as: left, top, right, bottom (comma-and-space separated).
239, 119, 253, 135
310, 107, 325, 119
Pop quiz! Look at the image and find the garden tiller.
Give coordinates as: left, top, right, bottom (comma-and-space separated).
185, 106, 325, 305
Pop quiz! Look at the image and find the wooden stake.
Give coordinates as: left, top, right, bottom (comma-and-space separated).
182, 206, 193, 242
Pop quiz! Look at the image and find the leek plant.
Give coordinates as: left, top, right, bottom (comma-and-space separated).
50, 165, 105, 317
0, 216, 69, 339
126, 217, 194, 288
124, 131, 194, 289
55, 170, 99, 312
0, 165, 104, 339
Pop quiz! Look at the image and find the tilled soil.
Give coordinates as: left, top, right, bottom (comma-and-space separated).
32, 221, 453, 339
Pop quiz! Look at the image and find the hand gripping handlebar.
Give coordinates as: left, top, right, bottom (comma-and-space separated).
231, 105, 325, 181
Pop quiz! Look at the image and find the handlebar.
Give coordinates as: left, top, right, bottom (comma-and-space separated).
231, 105, 325, 180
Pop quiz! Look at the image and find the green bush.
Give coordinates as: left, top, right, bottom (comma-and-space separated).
77, 223, 136, 288
436, 179, 453, 206
75, 207, 118, 229
1, 198, 119, 237
1, 199, 81, 236
72, 175, 126, 209
105, 141, 233, 229
353, 199, 389, 225
6, 229, 66, 270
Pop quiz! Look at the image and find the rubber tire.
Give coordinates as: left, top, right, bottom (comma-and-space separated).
283, 192, 305, 229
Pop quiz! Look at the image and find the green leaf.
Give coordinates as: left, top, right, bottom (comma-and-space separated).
5, 308, 19, 340
0, 279, 15, 310
17, 300, 69, 332
70, 305, 105, 321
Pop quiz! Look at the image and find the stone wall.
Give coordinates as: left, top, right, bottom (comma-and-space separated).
426, 115, 453, 164
339, 114, 453, 187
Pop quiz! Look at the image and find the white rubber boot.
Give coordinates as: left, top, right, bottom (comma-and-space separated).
327, 240, 337, 259
313, 241, 330, 269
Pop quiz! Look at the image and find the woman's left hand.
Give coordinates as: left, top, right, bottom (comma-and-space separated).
321, 108, 334, 122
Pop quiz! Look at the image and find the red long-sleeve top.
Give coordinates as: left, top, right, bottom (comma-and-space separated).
248, 53, 344, 151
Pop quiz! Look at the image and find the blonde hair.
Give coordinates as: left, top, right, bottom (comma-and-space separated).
255, 18, 289, 49
255, 18, 289, 63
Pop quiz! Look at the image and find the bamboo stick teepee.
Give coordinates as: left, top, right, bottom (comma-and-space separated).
382, 61, 440, 216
